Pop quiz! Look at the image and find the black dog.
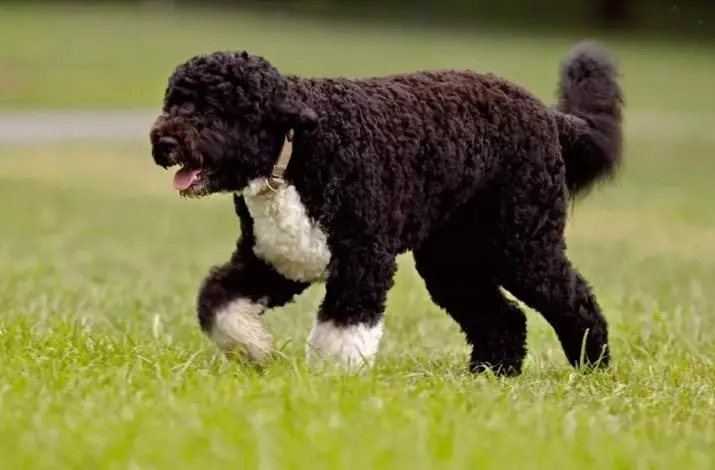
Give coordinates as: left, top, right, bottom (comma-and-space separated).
150, 41, 623, 376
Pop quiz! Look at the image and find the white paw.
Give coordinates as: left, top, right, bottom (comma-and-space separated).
209, 298, 273, 363
306, 319, 383, 372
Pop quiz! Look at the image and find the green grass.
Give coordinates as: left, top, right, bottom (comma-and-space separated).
2, 4, 715, 469
3, 136, 715, 470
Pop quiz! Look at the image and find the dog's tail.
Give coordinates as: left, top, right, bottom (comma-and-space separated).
555, 41, 624, 199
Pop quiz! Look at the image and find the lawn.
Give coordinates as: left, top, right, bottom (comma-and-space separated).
1, 4, 715, 470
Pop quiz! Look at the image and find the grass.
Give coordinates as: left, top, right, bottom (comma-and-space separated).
2, 4, 715, 469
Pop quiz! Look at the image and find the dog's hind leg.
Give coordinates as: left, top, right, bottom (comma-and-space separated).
498, 241, 610, 371
413, 199, 528, 376
494, 142, 610, 371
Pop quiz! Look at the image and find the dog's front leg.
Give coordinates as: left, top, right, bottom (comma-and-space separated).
197, 236, 309, 363
306, 244, 397, 371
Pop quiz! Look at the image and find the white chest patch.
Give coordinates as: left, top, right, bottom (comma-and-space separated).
242, 179, 331, 283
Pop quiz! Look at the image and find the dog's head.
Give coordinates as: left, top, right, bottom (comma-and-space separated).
150, 51, 318, 198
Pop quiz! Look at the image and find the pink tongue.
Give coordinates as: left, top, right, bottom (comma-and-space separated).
173, 168, 201, 190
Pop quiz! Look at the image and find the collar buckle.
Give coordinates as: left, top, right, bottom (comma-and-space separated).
257, 129, 294, 196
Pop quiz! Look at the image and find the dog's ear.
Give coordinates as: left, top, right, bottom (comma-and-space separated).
273, 100, 319, 133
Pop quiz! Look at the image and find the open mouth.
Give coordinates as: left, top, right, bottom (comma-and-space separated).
171, 165, 213, 198
152, 135, 206, 194
173, 166, 202, 191
152, 135, 213, 197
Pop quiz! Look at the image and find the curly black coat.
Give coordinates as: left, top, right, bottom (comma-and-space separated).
150, 41, 623, 375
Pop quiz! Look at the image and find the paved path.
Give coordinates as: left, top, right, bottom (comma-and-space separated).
0, 111, 156, 144
1, 110, 714, 144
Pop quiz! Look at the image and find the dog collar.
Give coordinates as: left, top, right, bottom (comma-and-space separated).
257, 129, 294, 195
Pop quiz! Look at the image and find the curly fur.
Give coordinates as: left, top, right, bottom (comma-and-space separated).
150, 41, 623, 375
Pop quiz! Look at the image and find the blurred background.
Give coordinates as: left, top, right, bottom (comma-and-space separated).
0, 0, 713, 112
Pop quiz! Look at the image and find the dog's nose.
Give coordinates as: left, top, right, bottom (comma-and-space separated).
153, 136, 180, 164
156, 136, 179, 152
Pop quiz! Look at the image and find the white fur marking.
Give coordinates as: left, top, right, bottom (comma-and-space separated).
242, 179, 331, 282
306, 319, 384, 370
209, 298, 273, 363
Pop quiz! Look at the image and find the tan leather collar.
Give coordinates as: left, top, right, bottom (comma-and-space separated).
257, 129, 294, 195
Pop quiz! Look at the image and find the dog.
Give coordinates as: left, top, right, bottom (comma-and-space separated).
150, 41, 623, 376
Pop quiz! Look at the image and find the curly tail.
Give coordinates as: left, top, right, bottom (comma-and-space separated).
555, 41, 624, 199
